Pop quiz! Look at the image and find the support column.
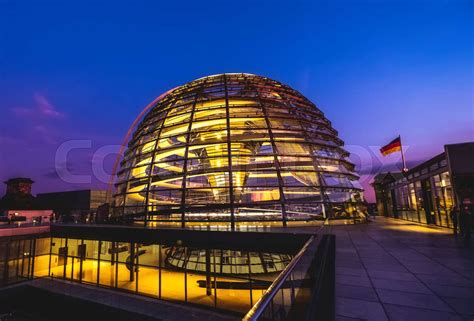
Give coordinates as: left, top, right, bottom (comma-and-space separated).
129, 242, 135, 282
205, 249, 212, 296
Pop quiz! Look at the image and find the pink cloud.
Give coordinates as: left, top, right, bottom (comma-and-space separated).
34, 92, 64, 118
10, 92, 65, 119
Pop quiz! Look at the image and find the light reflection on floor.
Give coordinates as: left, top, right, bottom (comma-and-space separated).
379, 219, 451, 234
32, 255, 270, 313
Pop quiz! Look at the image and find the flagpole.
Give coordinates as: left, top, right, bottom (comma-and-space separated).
399, 135, 407, 172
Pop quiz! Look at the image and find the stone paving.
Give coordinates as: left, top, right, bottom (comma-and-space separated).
325, 217, 474, 321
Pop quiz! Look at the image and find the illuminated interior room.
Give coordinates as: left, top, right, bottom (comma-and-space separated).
0, 229, 310, 315
113, 73, 366, 227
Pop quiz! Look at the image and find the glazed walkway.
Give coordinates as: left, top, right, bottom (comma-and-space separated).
325, 217, 474, 321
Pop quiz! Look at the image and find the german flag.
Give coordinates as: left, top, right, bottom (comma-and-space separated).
380, 136, 402, 156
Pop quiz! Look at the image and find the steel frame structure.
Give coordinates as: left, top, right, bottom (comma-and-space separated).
113, 73, 365, 227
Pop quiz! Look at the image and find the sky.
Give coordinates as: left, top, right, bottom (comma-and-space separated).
0, 0, 472, 202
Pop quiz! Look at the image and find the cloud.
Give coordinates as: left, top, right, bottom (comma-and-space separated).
10, 92, 65, 119
34, 92, 65, 118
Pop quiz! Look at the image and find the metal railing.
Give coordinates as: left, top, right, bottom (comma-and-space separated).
243, 234, 335, 321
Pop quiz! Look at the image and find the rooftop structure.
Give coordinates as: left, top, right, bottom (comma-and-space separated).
0, 177, 36, 210
372, 142, 474, 227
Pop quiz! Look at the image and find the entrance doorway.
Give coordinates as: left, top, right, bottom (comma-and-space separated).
421, 179, 436, 225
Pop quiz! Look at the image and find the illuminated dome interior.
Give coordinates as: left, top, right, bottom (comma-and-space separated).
165, 247, 291, 275
113, 73, 365, 226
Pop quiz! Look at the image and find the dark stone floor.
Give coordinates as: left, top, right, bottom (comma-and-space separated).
325, 217, 474, 321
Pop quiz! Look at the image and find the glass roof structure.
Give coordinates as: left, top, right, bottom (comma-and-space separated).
113, 73, 365, 226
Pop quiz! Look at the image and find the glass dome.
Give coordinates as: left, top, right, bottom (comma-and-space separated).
113, 73, 365, 226
165, 247, 292, 275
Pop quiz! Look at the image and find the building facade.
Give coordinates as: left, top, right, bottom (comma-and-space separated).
0, 178, 107, 224
373, 142, 474, 228
37, 190, 107, 220
0, 226, 311, 314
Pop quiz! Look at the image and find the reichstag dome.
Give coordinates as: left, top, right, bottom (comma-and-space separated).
113, 73, 366, 226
